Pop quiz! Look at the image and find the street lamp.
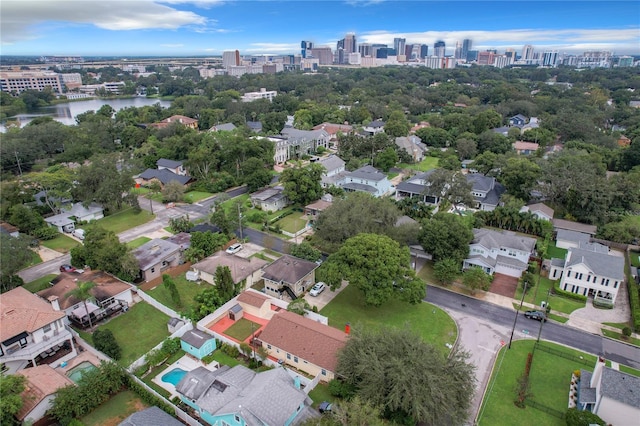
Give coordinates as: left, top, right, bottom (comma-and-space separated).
508, 281, 527, 349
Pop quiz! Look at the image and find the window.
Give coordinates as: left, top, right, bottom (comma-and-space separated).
234, 414, 241, 423
294, 356, 299, 363
321, 369, 327, 376
151, 267, 155, 273
267, 344, 271, 349
576, 273, 583, 280
287, 353, 291, 360
567, 271, 571, 278
614, 282, 618, 289
19, 337, 27, 348
43, 324, 51, 333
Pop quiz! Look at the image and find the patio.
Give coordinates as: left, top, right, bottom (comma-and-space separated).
152, 354, 219, 400
208, 312, 269, 344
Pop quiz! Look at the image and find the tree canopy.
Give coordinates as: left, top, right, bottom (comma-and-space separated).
419, 213, 473, 263
279, 163, 325, 205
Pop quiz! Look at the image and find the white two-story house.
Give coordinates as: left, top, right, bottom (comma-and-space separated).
339, 165, 393, 198
549, 242, 625, 305
464, 228, 537, 278
0, 287, 77, 374
319, 155, 346, 188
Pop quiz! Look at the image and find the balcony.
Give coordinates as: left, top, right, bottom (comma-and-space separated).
0, 328, 72, 364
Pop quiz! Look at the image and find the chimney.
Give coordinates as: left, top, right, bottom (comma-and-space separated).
48, 296, 60, 311
345, 323, 350, 335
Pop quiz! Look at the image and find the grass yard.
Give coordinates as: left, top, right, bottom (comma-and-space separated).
275, 213, 307, 233
546, 242, 568, 260
146, 274, 206, 311
23, 274, 57, 293
184, 191, 213, 203
478, 340, 598, 426
126, 236, 151, 249
630, 251, 640, 268
308, 383, 335, 408
548, 313, 569, 323
601, 328, 640, 347
27, 249, 42, 266
89, 208, 154, 234
620, 364, 640, 377
224, 318, 261, 342
81, 390, 148, 426
93, 302, 170, 366
320, 284, 457, 356
208, 350, 242, 367
514, 277, 585, 315
417, 261, 437, 284
40, 234, 80, 253
399, 156, 439, 172
219, 194, 250, 214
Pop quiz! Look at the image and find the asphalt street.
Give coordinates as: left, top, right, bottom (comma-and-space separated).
425, 285, 640, 369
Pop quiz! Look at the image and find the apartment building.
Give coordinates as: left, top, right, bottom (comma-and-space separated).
0, 71, 63, 94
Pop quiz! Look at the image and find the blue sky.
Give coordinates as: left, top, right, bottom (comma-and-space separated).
1, 1, 639, 56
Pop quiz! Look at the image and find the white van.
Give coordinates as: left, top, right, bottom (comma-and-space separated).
73, 229, 86, 240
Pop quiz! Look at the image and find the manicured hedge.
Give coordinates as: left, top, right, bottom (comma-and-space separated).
552, 283, 588, 302
627, 271, 640, 332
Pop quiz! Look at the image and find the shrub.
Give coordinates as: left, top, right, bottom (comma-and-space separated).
93, 329, 122, 360
628, 269, 640, 332
565, 408, 605, 426
553, 284, 588, 302
221, 344, 240, 358
328, 378, 356, 398
622, 327, 632, 338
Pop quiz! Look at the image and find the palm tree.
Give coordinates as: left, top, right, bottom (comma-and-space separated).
66, 281, 97, 329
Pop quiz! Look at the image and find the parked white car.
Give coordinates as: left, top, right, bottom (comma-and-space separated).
72, 229, 85, 240
309, 282, 326, 297
225, 243, 243, 254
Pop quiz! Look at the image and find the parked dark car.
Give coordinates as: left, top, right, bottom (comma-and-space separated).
524, 310, 546, 322
318, 401, 333, 413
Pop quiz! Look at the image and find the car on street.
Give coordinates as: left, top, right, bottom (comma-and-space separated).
524, 310, 546, 322
59, 264, 76, 273
309, 282, 326, 297
225, 243, 243, 254
318, 401, 333, 413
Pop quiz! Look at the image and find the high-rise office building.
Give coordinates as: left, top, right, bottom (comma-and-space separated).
454, 41, 463, 59
344, 33, 357, 54
394, 38, 406, 57
301, 41, 313, 58
420, 44, 429, 59
462, 39, 472, 61
359, 43, 372, 57
222, 50, 240, 68
434, 40, 446, 57
542, 50, 559, 67
371, 44, 387, 59
310, 47, 333, 65
521, 44, 534, 61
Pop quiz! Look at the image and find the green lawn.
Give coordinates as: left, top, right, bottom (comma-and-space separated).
546, 242, 568, 260
478, 340, 598, 426
27, 249, 42, 266
88, 208, 154, 234
81, 390, 148, 426
630, 251, 640, 268
208, 350, 242, 367
320, 284, 457, 356
40, 234, 80, 253
146, 274, 206, 311
602, 322, 630, 330
23, 274, 57, 293
601, 328, 640, 346
275, 213, 307, 233
308, 383, 335, 408
126, 236, 151, 249
548, 313, 569, 323
620, 364, 640, 377
184, 191, 213, 203
224, 318, 261, 342
91, 302, 170, 366
399, 156, 439, 172
417, 261, 437, 284
220, 194, 250, 214
514, 277, 585, 315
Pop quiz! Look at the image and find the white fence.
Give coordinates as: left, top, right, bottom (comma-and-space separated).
127, 322, 193, 372
137, 288, 184, 319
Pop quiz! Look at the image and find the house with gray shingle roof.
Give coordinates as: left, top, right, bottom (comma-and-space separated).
261, 254, 318, 299
209, 122, 237, 132
132, 238, 182, 282
549, 242, 625, 305
119, 406, 183, 426
319, 155, 346, 188
339, 165, 393, 197
555, 229, 591, 250
363, 119, 385, 136
576, 358, 640, 425
395, 135, 428, 162
463, 228, 537, 278
250, 186, 289, 213
466, 173, 505, 211
156, 158, 186, 176
519, 203, 554, 221
281, 128, 331, 155
176, 365, 314, 426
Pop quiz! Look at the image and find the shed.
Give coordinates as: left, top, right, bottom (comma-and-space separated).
229, 303, 243, 321
168, 317, 185, 333
180, 329, 216, 360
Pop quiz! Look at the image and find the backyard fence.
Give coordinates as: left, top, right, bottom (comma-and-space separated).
524, 398, 566, 419
533, 343, 593, 367
127, 322, 193, 372
136, 288, 183, 319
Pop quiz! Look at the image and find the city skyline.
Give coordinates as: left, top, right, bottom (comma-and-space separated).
1, 1, 639, 56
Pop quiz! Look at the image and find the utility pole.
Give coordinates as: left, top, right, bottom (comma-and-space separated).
536, 288, 552, 343
237, 203, 243, 241
509, 281, 527, 349
14, 152, 23, 177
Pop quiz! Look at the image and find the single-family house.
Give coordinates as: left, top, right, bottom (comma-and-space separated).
467, 173, 505, 211
340, 165, 393, 198
281, 128, 331, 155
492, 126, 511, 136
552, 219, 598, 236
395, 170, 440, 205
319, 155, 346, 188
312, 122, 353, 147
44, 203, 104, 233
513, 141, 540, 155
464, 228, 537, 278
148, 115, 198, 130
180, 329, 216, 360
37, 270, 135, 328
119, 406, 184, 426
209, 123, 237, 132
246, 121, 263, 133
191, 251, 268, 290
0, 221, 19, 237
555, 229, 591, 250
259, 310, 347, 381
250, 186, 289, 213
549, 242, 625, 305
132, 238, 183, 282
236, 290, 276, 319
617, 135, 631, 147
508, 114, 528, 127
156, 158, 186, 176
33, 190, 72, 209
137, 168, 193, 188
395, 135, 428, 162
410, 121, 430, 134
363, 120, 385, 136
521, 117, 540, 132
304, 198, 333, 221
519, 203, 554, 221
16, 365, 75, 425
576, 358, 640, 425
262, 254, 318, 299
0, 287, 77, 374
176, 365, 313, 426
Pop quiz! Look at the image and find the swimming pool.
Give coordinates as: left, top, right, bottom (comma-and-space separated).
67, 361, 97, 383
161, 368, 187, 386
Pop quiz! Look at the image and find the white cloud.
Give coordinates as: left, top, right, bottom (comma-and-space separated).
245, 42, 300, 53
0, 0, 211, 44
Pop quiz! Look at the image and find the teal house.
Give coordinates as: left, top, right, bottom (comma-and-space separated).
175, 365, 314, 425
180, 329, 216, 360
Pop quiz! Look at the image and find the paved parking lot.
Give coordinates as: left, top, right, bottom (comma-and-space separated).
303, 281, 348, 310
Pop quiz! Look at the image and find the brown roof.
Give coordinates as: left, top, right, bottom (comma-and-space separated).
192, 251, 268, 284
37, 270, 134, 311
0, 287, 65, 341
237, 290, 270, 308
525, 203, 554, 218
305, 199, 332, 212
17, 365, 74, 421
312, 122, 353, 136
514, 141, 540, 151
259, 311, 347, 372
261, 255, 318, 285
552, 218, 598, 236
0, 221, 18, 234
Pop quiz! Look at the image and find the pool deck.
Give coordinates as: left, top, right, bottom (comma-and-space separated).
55, 351, 101, 376
152, 354, 219, 399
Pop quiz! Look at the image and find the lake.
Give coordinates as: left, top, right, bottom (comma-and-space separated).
2, 97, 172, 131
